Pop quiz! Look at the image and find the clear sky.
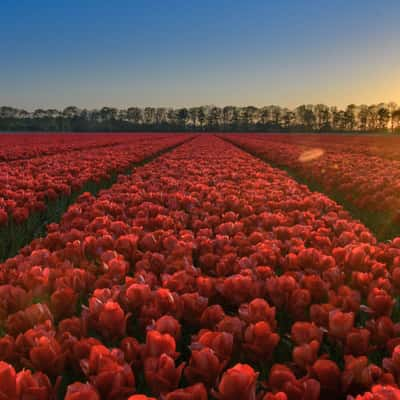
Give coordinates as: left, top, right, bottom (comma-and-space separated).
1, 0, 399, 110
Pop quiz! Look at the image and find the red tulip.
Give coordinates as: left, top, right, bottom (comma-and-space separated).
50, 287, 78, 320
268, 364, 296, 392
0, 285, 30, 318
219, 274, 259, 305
291, 322, 323, 345
328, 310, 354, 339
163, 383, 208, 400
345, 328, 371, 356
288, 288, 311, 320
120, 337, 142, 368
152, 288, 183, 318
214, 363, 258, 400
293, 340, 320, 370
97, 300, 127, 340
311, 359, 341, 397
6, 303, 54, 336
216, 316, 245, 342
195, 330, 234, 361
184, 347, 224, 387
266, 275, 297, 308
29, 336, 65, 377
383, 345, 400, 384
243, 321, 279, 363
302, 275, 328, 303
0, 361, 17, 400
269, 364, 320, 400
238, 298, 276, 328
263, 393, 288, 400
200, 305, 225, 329
143, 330, 177, 359
367, 288, 394, 316
57, 317, 86, 339
72, 338, 103, 366
83, 345, 136, 399
367, 316, 395, 345
107, 256, 129, 279
16, 370, 53, 400
350, 384, 400, 400
310, 303, 334, 328
65, 382, 100, 400
0, 335, 16, 364
124, 283, 151, 311
115, 234, 139, 261
181, 292, 208, 325
342, 355, 384, 392
144, 354, 184, 395
195, 274, 217, 298
150, 315, 181, 341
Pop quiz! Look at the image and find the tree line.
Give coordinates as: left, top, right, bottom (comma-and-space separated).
1, 103, 400, 132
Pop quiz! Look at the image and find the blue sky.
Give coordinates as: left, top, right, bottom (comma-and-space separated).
1, 0, 399, 109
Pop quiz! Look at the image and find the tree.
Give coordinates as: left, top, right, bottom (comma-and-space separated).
377, 106, 390, 131
166, 108, 177, 128
99, 107, 118, 131
197, 106, 206, 131
259, 107, 270, 126
367, 105, 379, 131
269, 105, 282, 128
63, 106, 81, 119
33, 109, 48, 119
296, 105, 316, 131
222, 106, 237, 131
0, 106, 19, 118
240, 106, 258, 130
281, 109, 296, 130
188, 107, 199, 130
331, 107, 345, 131
143, 107, 156, 126
207, 106, 222, 131
155, 108, 167, 128
358, 105, 369, 131
388, 102, 398, 132
344, 104, 357, 131
392, 109, 400, 132
176, 108, 189, 130
314, 104, 331, 131
126, 107, 143, 125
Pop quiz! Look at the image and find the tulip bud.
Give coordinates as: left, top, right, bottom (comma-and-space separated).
215, 364, 258, 400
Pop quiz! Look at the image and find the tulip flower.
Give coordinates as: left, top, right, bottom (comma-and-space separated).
214, 363, 258, 400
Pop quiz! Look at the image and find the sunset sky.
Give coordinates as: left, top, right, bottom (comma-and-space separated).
1, 0, 399, 109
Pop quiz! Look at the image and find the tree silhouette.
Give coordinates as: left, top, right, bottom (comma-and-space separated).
0, 103, 398, 133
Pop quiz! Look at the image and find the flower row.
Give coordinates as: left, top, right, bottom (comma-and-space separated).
246, 133, 400, 161
0, 133, 174, 162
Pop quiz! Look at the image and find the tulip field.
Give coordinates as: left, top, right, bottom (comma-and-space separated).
2, 133, 400, 400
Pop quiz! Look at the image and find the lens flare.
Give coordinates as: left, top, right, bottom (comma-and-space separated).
298, 148, 324, 162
